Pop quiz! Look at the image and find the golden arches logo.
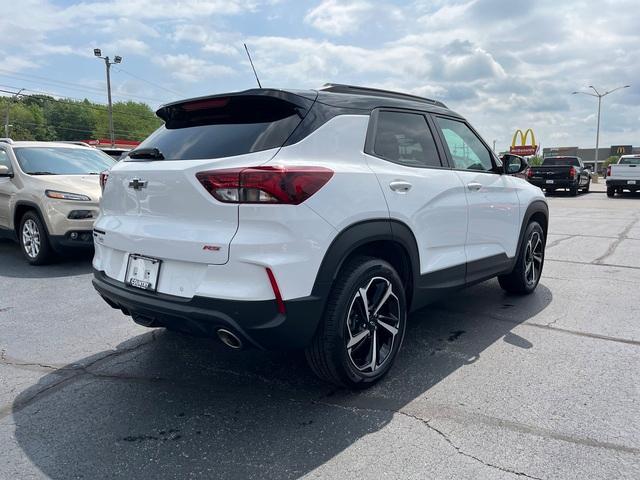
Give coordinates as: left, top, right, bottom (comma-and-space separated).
511, 128, 536, 148
616, 146, 625, 154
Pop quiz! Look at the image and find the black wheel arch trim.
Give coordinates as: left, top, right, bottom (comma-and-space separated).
13, 201, 50, 235
310, 218, 421, 310
515, 200, 549, 262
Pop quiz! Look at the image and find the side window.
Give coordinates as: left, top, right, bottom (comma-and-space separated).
435, 117, 494, 171
371, 111, 442, 168
0, 150, 11, 170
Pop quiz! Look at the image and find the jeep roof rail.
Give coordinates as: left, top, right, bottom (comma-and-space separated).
320, 83, 447, 108
0, 138, 14, 144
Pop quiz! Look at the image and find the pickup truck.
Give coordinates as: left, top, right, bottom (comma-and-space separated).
606, 155, 640, 197
526, 156, 591, 196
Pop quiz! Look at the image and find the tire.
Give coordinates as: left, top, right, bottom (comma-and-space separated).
569, 186, 578, 196
498, 221, 545, 295
19, 211, 53, 265
582, 179, 590, 193
305, 256, 407, 389
607, 186, 615, 197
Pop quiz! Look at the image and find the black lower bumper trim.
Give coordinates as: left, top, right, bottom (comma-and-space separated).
529, 180, 577, 189
50, 231, 94, 252
92, 270, 325, 350
606, 179, 639, 189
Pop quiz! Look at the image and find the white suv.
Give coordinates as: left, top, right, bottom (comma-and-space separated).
93, 85, 548, 388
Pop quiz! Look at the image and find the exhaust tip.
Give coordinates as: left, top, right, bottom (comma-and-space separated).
217, 328, 243, 349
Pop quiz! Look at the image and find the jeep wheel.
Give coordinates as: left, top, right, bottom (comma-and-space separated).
19, 211, 53, 265
498, 221, 545, 294
606, 187, 615, 197
582, 179, 590, 193
305, 256, 407, 388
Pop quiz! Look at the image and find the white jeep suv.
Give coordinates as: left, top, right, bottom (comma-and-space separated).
93, 85, 548, 388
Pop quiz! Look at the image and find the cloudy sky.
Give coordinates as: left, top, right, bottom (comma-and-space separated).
1, 0, 638, 150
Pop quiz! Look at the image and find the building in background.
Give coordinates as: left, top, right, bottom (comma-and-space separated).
543, 145, 639, 172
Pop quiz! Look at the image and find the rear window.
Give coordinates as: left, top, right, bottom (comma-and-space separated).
14, 147, 115, 175
130, 95, 311, 161
619, 157, 640, 165
542, 157, 580, 166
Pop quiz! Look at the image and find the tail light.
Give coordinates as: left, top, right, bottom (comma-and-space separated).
607, 165, 612, 177
526, 168, 533, 178
99, 171, 109, 191
569, 166, 576, 178
196, 166, 334, 205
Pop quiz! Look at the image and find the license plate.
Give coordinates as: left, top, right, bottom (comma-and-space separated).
125, 254, 161, 291
546, 180, 554, 184
628, 180, 637, 185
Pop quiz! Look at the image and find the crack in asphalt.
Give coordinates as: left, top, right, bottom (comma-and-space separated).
312, 399, 543, 480
546, 258, 640, 271
0, 331, 158, 420
593, 216, 639, 264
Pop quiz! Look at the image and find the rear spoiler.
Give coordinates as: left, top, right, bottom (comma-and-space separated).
156, 89, 318, 123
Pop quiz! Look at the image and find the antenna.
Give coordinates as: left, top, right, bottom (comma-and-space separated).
244, 43, 262, 88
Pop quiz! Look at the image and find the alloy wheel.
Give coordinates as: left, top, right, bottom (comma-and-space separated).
345, 277, 401, 373
22, 219, 41, 259
524, 230, 543, 286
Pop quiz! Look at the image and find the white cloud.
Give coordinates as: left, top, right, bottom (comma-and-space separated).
154, 54, 235, 83
304, 0, 375, 35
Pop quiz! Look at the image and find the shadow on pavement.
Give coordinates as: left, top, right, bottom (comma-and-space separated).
0, 239, 93, 278
11, 280, 551, 479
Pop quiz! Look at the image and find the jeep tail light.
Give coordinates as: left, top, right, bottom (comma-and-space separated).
99, 171, 109, 191
569, 166, 576, 178
607, 165, 612, 177
196, 166, 334, 205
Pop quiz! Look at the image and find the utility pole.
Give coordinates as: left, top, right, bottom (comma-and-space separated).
492, 139, 497, 153
572, 84, 630, 175
93, 49, 122, 148
4, 88, 24, 137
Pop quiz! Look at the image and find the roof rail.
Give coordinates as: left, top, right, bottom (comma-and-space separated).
0, 138, 14, 144
58, 141, 93, 147
320, 83, 447, 108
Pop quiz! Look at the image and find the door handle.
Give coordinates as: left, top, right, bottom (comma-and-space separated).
467, 182, 482, 191
389, 181, 412, 193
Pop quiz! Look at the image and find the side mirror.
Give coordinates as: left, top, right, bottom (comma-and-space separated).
0, 165, 13, 177
501, 154, 528, 175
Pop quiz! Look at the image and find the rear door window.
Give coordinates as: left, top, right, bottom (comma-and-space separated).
131, 95, 313, 161
370, 111, 442, 168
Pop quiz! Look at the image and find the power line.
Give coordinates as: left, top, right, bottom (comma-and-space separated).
0, 68, 168, 104
113, 67, 184, 97
10, 120, 140, 139
0, 86, 161, 121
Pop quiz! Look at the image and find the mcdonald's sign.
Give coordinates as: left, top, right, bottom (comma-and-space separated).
611, 145, 632, 156
510, 128, 538, 156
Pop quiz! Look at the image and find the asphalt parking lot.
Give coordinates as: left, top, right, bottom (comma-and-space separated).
1, 187, 639, 479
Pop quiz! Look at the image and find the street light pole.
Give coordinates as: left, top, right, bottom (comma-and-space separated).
93, 49, 122, 148
572, 84, 630, 174
4, 88, 24, 137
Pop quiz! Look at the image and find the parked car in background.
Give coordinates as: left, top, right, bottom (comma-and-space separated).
92, 85, 548, 388
526, 156, 591, 195
606, 155, 640, 197
0, 139, 115, 264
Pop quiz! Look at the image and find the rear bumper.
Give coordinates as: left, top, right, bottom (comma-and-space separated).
606, 179, 639, 188
528, 179, 577, 189
92, 270, 325, 350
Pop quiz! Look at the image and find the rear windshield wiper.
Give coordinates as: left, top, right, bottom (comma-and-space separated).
128, 148, 165, 160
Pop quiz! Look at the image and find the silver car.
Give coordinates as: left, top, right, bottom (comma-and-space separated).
0, 139, 115, 264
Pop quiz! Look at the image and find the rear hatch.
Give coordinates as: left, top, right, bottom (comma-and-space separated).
96, 90, 316, 271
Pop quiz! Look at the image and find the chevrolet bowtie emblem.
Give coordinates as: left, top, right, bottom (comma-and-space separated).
128, 178, 147, 190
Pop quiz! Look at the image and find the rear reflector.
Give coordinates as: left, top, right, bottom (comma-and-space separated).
196, 166, 333, 205
265, 268, 285, 314
99, 171, 109, 191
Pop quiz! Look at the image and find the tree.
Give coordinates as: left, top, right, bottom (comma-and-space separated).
528, 155, 544, 166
